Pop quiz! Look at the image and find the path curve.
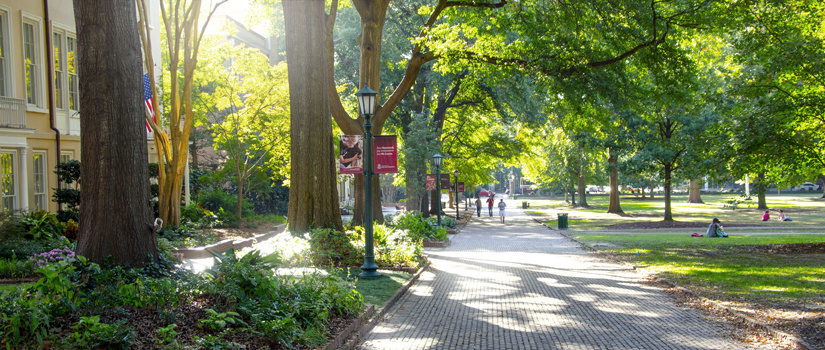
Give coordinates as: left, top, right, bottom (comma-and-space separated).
359, 202, 762, 350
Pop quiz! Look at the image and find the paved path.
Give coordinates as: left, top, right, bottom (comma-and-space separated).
359, 203, 759, 350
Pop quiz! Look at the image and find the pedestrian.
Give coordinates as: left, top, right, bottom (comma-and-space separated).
486, 194, 495, 217
706, 218, 728, 238
475, 196, 482, 217
498, 198, 507, 224
762, 210, 770, 221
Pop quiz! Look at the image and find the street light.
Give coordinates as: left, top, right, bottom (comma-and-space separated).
433, 153, 443, 227
453, 170, 459, 220
356, 86, 380, 278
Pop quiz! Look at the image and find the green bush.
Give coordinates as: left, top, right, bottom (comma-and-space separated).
181, 203, 221, 228
0, 257, 34, 279
21, 211, 66, 241
156, 223, 218, 249
0, 238, 68, 261
196, 189, 253, 227
307, 228, 364, 267
390, 212, 449, 241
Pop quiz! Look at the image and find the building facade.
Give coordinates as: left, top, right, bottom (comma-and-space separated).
0, 0, 80, 213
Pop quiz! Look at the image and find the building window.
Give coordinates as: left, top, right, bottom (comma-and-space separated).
22, 19, 42, 107
33, 152, 47, 211
0, 10, 9, 97
53, 32, 63, 109
67, 36, 78, 110
1, 152, 16, 212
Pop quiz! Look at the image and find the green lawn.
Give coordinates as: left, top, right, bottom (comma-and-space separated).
338, 269, 414, 306
570, 233, 825, 304
525, 192, 825, 230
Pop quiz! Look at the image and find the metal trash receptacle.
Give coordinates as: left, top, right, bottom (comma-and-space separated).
522, 201, 528, 209
558, 213, 568, 230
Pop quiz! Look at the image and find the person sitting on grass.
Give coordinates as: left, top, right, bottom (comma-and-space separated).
762, 210, 770, 221
778, 210, 792, 221
707, 218, 728, 238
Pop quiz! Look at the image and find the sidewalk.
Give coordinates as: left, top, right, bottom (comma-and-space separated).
358, 202, 765, 350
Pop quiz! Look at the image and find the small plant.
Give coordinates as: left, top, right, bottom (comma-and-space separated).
154, 323, 178, 347
29, 248, 75, 270
70, 316, 135, 349
198, 309, 247, 333
20, 211, 66, 241
194, 335, 244, 350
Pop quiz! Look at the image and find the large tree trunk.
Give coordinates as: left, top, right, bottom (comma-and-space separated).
284, 0, 342, 232
607, 149, 623, 213
756, 173, 768, 210
664, 164, 673, 221
819, 174, 825, 199
74, 0, 157, 266
687, 178, 703, 203
352, 175, 383, 225
577, 173, 588, 207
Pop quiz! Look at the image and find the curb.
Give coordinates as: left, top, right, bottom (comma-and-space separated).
172, 224, 286, 259
536, 219, 814, 350
331, 258, 431, 350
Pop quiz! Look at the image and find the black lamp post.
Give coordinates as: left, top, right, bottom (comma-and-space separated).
433, 153, 443, 227
356, 86, 380, 278
453, 170, 459, 220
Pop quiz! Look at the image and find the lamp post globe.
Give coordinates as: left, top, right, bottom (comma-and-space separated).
356, 86, 380, 278
433, 153, 443, 227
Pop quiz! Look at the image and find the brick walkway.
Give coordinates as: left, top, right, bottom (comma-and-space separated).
359, 203, 759, 350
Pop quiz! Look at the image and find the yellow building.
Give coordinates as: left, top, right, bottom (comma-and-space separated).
0, 0, 162, 214
0, 0, 80, 213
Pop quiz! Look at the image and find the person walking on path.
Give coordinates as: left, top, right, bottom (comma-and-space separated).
474, 196, 482, 217
498, 198, 506, 223
486, 195, 495, 217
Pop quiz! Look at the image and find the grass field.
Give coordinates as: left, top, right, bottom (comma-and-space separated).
525, 192, 825, 231
519, 191, 825, 346
338, 269, 414, 306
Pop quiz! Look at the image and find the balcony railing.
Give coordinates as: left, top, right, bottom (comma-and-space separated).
0, 97, 27, 128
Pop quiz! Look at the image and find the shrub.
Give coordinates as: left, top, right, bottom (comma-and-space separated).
0, 256, 34, 279
181, 203, 221, 228
0, 238, 68, 261
307, 228, 363, 267
196, 189, 253, 227
21, 211, 66, 241
390, 212, 449, 241
29, 248, 76, 270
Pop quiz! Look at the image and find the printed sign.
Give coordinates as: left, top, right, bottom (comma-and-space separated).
373, 136, 398, 174
338, 135, 363, 174
458, 182, 465, 192
441, 174, 451, 189
425, 174, 436, 190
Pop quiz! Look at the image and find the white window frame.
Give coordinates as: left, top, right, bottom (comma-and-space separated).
0, 5, 13, 98
32, 151, 47, 211
59, 151, 73, 189
1, 151, 17, 212
52, 24, 78, 112
66, 34, 78, 112
21, 12, 45, 111
52, 31, 64, 109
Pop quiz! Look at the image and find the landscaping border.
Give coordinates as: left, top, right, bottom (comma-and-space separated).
536, 219, 815, 350
330, 258, 431, 350
172, 224, 286, 259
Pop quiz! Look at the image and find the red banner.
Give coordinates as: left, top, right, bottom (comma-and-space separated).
458, 182, 465, 192
425, 174, 436, 190
373, 136, 398, 174
338, 135, 363, 174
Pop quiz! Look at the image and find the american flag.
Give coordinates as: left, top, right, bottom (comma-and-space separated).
143, 73, 155, 132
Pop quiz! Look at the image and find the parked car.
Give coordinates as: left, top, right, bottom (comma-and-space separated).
793, 182, 818, 191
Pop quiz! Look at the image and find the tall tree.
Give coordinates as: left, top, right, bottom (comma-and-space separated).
74, 0, 157, 266
283, 0, 343, 232
137, 0, 226, 227
197, 42, 291, 221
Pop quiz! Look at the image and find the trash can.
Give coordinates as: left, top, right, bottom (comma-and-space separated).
558, 213, 568, 230
522, 201, 528, 209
